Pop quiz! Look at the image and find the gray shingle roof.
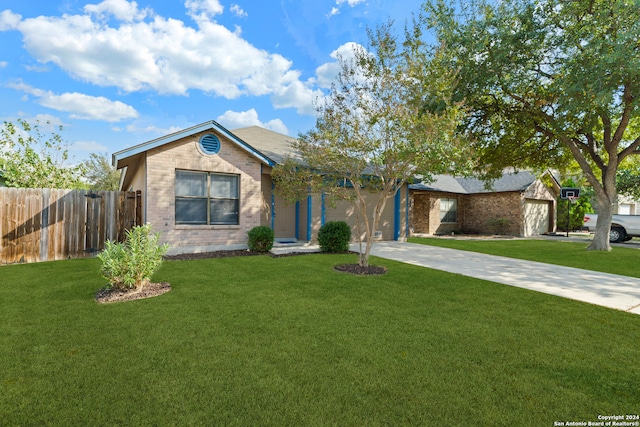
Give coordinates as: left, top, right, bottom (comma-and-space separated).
231, 126, 298, 164
409, 171, 537, 194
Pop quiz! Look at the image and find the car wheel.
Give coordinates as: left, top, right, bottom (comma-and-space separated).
610, 227, 626, 243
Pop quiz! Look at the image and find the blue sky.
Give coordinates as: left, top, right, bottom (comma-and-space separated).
0, 0, 425, 163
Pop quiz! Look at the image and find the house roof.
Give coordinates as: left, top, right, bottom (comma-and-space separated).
230, 126, 298, 165
410, 171, 539, 194
111, 120, 278, 168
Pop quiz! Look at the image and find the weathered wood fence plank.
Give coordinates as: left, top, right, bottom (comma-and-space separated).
0, 188, 140, 265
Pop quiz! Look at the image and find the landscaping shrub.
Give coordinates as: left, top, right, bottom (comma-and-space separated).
248, 226, 274, 253
98, 224, 169, 290
318, 221, 351, 252
486, 217, 512, 235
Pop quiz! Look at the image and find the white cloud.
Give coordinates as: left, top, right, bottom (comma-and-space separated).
271, 80, 323, 116
84, 0, 151, 22
48, 93, 139, 122
315, 42, 364, 88
230, 4, 247, 18
125, 123, 184, 135
0, 61, 7, 68
337, 0, 366, 6
24, 64, 50, 72
0, 0, 317, 115
185, 0, 224, 20
329, 0, 366, 18
217, 109, 289, 135
7, 81, 138, 122
0, 10, 21, 31
70, 140, 109, 152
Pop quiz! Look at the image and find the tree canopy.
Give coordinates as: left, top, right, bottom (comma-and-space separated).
82, 152, 121, 191
427, 0, 640, 250
273, 23, 469, 267
0, 119, 86, 189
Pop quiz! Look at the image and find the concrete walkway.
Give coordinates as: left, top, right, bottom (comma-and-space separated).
361, 241, 640, 315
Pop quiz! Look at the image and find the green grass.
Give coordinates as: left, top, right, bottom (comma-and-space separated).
1, 254, 639, 426
409, 237, 640, 278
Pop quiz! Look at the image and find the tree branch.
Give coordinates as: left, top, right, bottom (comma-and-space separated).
598, 108, 612, 149
619, 135, 640, 161
583, 132, 606, 171
611, 84, 634, 149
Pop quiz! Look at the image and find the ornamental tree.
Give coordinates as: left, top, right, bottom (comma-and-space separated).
82, 152, 121, 190
0, 119, 85, 189
427, 0, 640, 250
273, 23, 469, 267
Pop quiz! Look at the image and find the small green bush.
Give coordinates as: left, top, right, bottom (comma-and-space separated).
98, 224, 169, 290
486, 217, 512, 235
248, 226, 274, 253
318, 221, 351, 253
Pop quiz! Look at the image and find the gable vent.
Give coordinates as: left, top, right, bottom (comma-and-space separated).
200, 134, 220, 155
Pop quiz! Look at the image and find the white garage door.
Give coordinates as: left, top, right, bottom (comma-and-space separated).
524, 199, 550, 236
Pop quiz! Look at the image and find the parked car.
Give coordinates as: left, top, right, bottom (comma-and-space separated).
583, 213, 640, 243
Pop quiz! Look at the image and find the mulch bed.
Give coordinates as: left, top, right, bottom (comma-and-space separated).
95, 282, 172, 304
164, 249, 262, 261
334, 264, 387, 275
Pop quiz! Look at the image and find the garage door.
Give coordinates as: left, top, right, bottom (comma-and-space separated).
524, 199, 550, 236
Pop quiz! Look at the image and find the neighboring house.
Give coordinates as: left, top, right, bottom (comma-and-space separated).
112, 121, 410, 255
409, 171, 559, 237
615, 195, 639, 215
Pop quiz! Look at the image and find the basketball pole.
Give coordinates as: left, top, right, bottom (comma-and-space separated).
566, 198, 570, 238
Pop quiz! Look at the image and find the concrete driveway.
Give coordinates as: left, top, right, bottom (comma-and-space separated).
363, 241, 640, 315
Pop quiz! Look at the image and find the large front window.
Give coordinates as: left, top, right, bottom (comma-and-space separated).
440, 198, 457, 223
175, 170, 239, 225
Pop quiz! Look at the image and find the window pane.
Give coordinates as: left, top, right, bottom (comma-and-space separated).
176, 198, 207, 224
210, 199, 239, 225
210, 174, 239, 199
176, 171, 207, 197
440, 198, 457, 223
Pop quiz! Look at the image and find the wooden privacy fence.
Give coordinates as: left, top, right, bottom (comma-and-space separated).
0, 188, 142, 264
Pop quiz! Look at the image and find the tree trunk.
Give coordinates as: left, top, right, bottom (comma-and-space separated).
353, 185, 393, 268
360, 189, 393, 267
588, 200, 613, 251
586, 165, 617, 251
352, 188, 371, 267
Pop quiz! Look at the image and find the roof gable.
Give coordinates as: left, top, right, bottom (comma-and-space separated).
112, 120, 276, 168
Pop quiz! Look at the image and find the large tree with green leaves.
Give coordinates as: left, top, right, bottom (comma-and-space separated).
273, 24, 469, 267
0, 119, 85, 189
427, 0, 640, 250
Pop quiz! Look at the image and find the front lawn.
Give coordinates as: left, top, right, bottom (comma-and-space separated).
408, 237, 640, 278
1, 254, 639, 426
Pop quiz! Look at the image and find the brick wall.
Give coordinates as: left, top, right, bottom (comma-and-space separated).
412, 192, 464, 235
145, 131, 263, 254
412, 191, 526, 236
463, 192, 523, 235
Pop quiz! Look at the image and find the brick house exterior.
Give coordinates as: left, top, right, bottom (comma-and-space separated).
410, 172, 559, 237
113, 121, 409, 255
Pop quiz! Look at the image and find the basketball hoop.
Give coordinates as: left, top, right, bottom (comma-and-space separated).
568, 196, 579, 203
